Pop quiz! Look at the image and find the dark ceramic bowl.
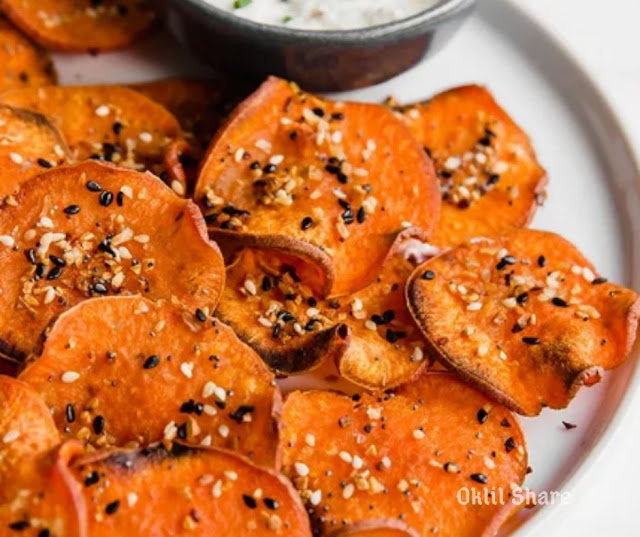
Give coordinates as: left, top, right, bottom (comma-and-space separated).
152, 0, 475, 92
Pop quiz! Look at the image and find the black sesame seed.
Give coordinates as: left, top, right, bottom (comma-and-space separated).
92, 282, 108, 294
66, 404, 75, 423
486, 174, 500, 186
105, 500, 120, 515
34, 263, 46, 280
37, 158, 53, 168
522, 337, 540, 345
537, 255, 546, 268
249, 161, 260, 170
177, 423, 187, 439
552, 297, 568, 307
49, 255, 66, 267
46, 266, 63, 280
505, 437, 516, 453
272, 323, 281, 338
341, 208, 354, 224
470, 473, 488, 484
38, 530, 50, 537
230, 405, 255, 424
112, 121, 123, 135
331, 112, 344, 120
93, 415, 105, 435
501, 418, 511, 427
422, 270, 435, 280
195, 308, 206, 322
84, 471, 100, 487
99, 190, 114, 207
143, 355, 160, 369
337, 172, 348, 184
356, 206, 366, 223
301, 216, 313, 230
8, 520, 29, 530
263, 163, 277, 174
592, 277, 608, 285
385, 329, 406, 343
496, 255, 517, 271
312, 107, 324, 117
443, 462, 460, 473
261, 277, 271, 292
263, 498, 279, 510
511, 323, 524, 334
116, 191, 125, 207
516, 292, 529, 304
477, 408, 489, 424
242, 494, 257, 509
562, 421, 577, 430
86, 180, 102, 192
63, 204, 80, 215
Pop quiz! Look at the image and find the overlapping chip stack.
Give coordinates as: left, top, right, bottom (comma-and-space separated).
0, 11, 636, 535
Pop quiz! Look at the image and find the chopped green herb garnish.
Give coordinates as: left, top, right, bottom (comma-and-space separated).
233, 0, 252, 8
282, 15, 293, 23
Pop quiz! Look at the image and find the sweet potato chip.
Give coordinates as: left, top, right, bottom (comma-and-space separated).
0, 441, 87, 537
0, 104, 69, 200
72, 443, 311, 536
0, 18, 56, 91
20, 296, 280, 466
130, 78, 249, 151
279, 373, 528, 537
0, 85, 189, 195
0, 376, 59, 477
391, 85, 547, 247
0, 0, 155, 52
217, 229, 431, 389
406, 229, 640, 415
0, 160, 224, 362
195, 76, 440, 297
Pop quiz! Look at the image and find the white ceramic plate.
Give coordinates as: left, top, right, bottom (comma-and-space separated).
51, 0, 640, 534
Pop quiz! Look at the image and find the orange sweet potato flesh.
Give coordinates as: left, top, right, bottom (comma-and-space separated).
0, 377, 87, 536
130, 78, 250, 152
72, 443, 311, 536
279, 373, 528, 537
0, 376, 59, 479
0, 104, 70, 200
0, 19, 56, 91
394, 85, 547, 247
0, 85, 190, 195
406, 229, 640, 415
0, 0, 155, 52
0, 441, 88, 537
20, 296, 280, 466
0, 160, 224, 362
195, 76, 441, 297
217, 229, 431, 389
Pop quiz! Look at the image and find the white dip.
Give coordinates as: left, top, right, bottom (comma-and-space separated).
209, 0, 441, 30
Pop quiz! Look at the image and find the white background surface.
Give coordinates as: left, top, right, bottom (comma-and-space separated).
514, 1, 640, 535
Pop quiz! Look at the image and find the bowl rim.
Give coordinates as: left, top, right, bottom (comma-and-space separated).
168, 0, 476, 43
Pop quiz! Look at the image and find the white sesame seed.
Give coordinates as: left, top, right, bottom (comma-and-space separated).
306, 307, 320, 317
352, 455, 364, 469
134, 234, 150, 244
484, 456, 496, 470
305, 433, 316, 447
364, 320, 377, 331
332, 188, 347, 199
38, 216, 54, 229
218, 424, 229, 438
0, 235, 14, 247
234, 148, 245, 162
502, 297, 517, 308
95, 105, 110, 117
444, 156, 461, 170
202, 381, 217, 398
258, 317, 272, 328
582, 267, 595, 283
244, 279, 257, 296
294, 462, 309, 476
224, 470, 238, 481
339, 451, 353, 463
120, 185, 133, 199
61, 371, 80, 383
139, 132, 153, 143
127, 492, 138, 507
477, 344, 489, 357
2, 430, 20, 443
270, 154, 284, 165
351, 298, 363, 312
255, 139, 272, 153
200, 435, 212, 447
180, 362, 194, 379
203, 405, 217, 416
164, 421, 177, 440
213, 386, 226, 402
366, 407, 383, 420
413, 429, 425, 440
411, 347, 424, 362
467, 301, 482, 311
343, 483, 355, 499
212, 480, 223, 498
381, 456, 391, 469
171, 180, 185, 196
309, 489, 322, 506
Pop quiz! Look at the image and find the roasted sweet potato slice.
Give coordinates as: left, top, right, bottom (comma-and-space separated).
0, 18, 56, 91
0, 376, 59, 478
406, 229, 640, 415
217, 229, 431, 389
0, 441, 87, 537
195, 76, 440, 297
0, 104, 69, 200
130, 78, 249, 151
279, 373, 528, 537
20, 296, 280, 466
392, 85, 547, 247
0, 160, 224, 362
72, 443, 311, 536
0, 85, 189, 195
0, 0, 155, 52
